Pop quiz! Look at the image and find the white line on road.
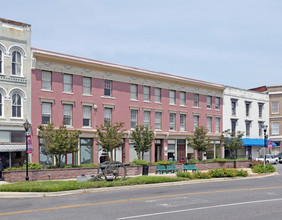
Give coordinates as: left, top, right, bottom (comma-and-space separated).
117, 197, 282, 219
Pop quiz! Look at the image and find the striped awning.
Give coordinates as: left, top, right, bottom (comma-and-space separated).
0, 145, 26, 152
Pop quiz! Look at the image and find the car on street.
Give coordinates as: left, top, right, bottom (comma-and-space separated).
255, 154, 279, 164
275, 153, 282, 163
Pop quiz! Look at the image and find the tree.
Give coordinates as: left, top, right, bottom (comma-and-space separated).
38, 122, 81, 168
220, 129, 244, 159
186, 126, 212, 160
131, 125, 154, 160
96, 122, 126, 161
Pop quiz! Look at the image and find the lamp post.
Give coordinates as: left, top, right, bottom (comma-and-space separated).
23, 119, 30, 181
263, 125, 268, 167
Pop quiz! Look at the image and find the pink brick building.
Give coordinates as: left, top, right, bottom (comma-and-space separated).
31, 48, 224, 166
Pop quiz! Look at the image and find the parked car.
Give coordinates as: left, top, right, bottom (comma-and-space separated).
275, 153, 282, 163
255, 154, 279, 164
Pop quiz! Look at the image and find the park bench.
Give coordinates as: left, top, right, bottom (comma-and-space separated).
167, 165, 180, 173
155, 165, 168, 174
183, 164, 198, 172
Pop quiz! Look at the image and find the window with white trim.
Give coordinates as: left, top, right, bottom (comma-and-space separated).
272, 101, 279, 114
63, 74, 72, 93
12, 51, 22, 76
130, 84, 138, 100
144, 111, 150, 128
231, 119, 237, 135
42, 71, 52, 90
12, 93, 21, 118
63, 104, 73, 126
180, 114, 186, 131
207, 116, 212, 133
207, 96, 212, 109
155, 88, 161, 103
104, 107, 112, 125
272, 122, 279, 135
194, 94, 199, 107
0, 50, 2, 74
245, 102, 251, 117
83, 77, 91, 95
231, 99, 237, 116
258, 121, 264, 137
104, 80, 112, 96
215, 117, 220, 133
193, 115, 199, 131
42, 102, 52, 124
258, 103, 264, 118
245, 121, 251, 136
169, 113, 176, 131
180, 92, 186, 106
155, 112, 162, 130
143, 86, 150, 102
83, 106, 92, 127
215, 97, 220, 110
169, 90, 176, 105
0, 93, 2, 117
130, 109, 138, 128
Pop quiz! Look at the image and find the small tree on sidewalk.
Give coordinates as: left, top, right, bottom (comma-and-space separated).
131, 125, 154, 160
186, 126, 212, 161
38, 122, 81, 168
96, 122, 126, 161
220, 129, 244, 159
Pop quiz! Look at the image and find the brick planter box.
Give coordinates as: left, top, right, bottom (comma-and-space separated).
2, 161, 250, 182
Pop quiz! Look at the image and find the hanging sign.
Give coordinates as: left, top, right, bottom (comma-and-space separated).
268, 140, 273, 149
27, 135, 33, 153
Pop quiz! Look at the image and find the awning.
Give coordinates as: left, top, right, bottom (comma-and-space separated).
242, 139, 277, 147
0, 145, 26, 152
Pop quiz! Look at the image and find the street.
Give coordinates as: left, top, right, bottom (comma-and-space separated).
1, 165, 282, 219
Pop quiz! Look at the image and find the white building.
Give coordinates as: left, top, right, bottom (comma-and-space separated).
223, 87, 269, 159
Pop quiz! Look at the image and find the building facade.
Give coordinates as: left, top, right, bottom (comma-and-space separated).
31, 48, 224, 166
0, 19, 32, 168
223, 87, 269, 159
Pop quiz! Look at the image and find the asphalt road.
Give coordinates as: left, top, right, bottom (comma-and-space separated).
1, 165, 282, 220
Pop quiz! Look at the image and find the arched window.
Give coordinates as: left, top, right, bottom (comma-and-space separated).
0, 50, 2, 74
12, 51, 22, 75
0, 93, 2, 117
12, 93, 21, 117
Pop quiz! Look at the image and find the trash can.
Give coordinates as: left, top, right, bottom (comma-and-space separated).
142, 165, 149, 175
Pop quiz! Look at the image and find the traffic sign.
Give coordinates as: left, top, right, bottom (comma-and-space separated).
268, 140, 273, 149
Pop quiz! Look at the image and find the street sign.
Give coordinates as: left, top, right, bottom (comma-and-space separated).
268, 140, 273, 149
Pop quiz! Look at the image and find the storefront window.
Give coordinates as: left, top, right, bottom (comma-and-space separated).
80, 138, 93, 164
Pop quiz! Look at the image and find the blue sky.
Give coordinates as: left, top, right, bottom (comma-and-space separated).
2, 0, 282, 89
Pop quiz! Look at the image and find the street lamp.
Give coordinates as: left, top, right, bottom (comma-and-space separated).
23, 119, 30, 181
263, 125, 268, 167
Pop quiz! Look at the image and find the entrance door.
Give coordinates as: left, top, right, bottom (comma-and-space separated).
177, 139, 186, 164
155, 140, 163, 162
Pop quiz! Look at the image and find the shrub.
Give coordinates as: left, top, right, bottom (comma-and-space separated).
130, 159, 148, 166
4, 162, 43, 171
193, 171, 212, 179
208, 168, 248, 178
252, 164, 276, 173
177, 171, 193, 179
152, 161, 176, 165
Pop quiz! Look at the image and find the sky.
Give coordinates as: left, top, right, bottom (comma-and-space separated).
1, 0, 282, 89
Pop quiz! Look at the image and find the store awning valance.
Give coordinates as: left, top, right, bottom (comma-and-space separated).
241, 139, 277, 147
0, 145, 26, 152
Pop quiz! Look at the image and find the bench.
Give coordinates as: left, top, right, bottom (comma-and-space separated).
155, 165, 168, 174
167, 165, 180, 173
183, 164, 198, 172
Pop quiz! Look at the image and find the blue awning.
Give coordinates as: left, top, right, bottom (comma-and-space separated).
241, 138, 277, 147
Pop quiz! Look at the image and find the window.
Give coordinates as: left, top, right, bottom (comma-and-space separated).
63, 104, 72, 126
231, 119, 237, 135
272, 101, 279, 114
0, 93, 2, 117
207, 96, 212, 109
12, 51, 21, 75
258, 103, 264, 118
83, 106, 91, 127
215, 97, 220, 110
246, 121, 251, 136
80, 138, 93, 164
155, 112, 162, 130
42, 103, 52, 124
39, 138, 52, 166
180, 114, 186, 131
83, 77, 91, 95
193, 115, 199, 131
144, 111, 150, 128
104, 80, 112, 96
130, 84, 138, 100
215, 117, 220, 133
169, 113, 176, 130
180, 92, 186, 106
130, 109, 138, 128
194, 94, 199, 107
272, 122, 279, 135
259, 122, 264, 137
207, 116, 212, 133
245, 102, 251, 117
231, 99, 237, 116
12, 93, 21, 117
104, 108, 112, 125
169, 90, 176, 105
42, 71, 52, 90
143, 86, 150, 102
63, 74, 72, 93
155, 88, 161, 103
0, 50, 2, 74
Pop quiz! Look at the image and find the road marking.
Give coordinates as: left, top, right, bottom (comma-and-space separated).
1, 186, 282, 216
117, 198, 282, 219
